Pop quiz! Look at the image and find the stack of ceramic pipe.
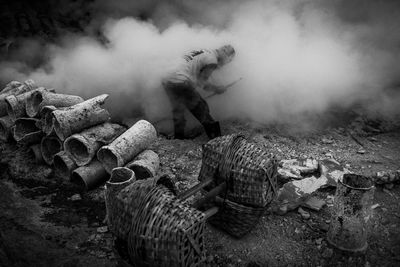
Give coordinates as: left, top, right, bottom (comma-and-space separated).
0, 79, 161, 191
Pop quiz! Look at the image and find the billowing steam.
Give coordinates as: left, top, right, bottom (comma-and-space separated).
1, 0, 400, 127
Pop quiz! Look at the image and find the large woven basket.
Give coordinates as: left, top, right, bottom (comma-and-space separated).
105, 174, 176, 241
128, 185, 207, 267
198, 134, 278, 207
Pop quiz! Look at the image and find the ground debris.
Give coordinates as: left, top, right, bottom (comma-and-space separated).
301, 197, 326, 211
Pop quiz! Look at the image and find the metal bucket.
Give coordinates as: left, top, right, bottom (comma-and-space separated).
327, 173, 375, 252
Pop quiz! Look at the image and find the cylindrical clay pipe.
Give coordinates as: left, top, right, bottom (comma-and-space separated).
125, 149, 160, 179
0, 81, 23, 94
71, 160, 109, 191
64, 122, 126, 166
25, 90, 84, 117
13, 118, 43, 145
41, 135, 63, 165
0, 80, 36, 117
52, 94, 110, 141
5, 87, 49, 120
39, 106, 57, 135
53, 151, 78, 180
97, 120, 157, 173
0, 116, 14, 141
105, 167, 136, 238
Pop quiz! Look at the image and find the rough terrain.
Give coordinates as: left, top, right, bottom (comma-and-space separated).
1, 117, 399, 267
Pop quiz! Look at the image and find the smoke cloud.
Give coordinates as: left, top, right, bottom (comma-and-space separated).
1, 0, 400, 128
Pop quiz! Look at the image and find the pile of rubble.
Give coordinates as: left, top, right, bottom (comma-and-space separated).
274, 157, 399, 215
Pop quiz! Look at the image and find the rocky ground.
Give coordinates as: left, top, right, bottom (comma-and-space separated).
0, 117, 399, 267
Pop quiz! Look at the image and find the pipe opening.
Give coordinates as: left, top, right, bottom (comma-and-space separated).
27, 92, 43, 116
110, 167, 134, 184
16, 120, 38, 133
14, 120, 39, 140
342, 174, 374, 190
6, 100, 15, 118
66, 138, 89, 163
129, 166, 151, 180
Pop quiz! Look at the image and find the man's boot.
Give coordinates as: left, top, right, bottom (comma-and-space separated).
204, 121, 221, 139
174, 123, 186, 139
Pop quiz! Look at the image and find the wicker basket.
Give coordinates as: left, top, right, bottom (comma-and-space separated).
198, 134, 244, 187
200, 193, 265, 238
128, 185, 207, 267
220, 140, 278, 207
198, 134, 278, 207
105, 174, 176, 240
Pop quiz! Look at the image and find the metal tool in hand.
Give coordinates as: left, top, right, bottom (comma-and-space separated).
205, 77, 243, 99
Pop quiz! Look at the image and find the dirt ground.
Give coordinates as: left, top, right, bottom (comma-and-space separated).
1, 117, 400, 267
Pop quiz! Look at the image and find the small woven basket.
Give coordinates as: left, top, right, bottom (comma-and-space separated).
128, 186, 207, 267
106, 174, 176, 240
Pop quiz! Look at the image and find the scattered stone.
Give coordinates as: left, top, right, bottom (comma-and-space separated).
326, 196, 334, 206
97, 226, 108, 233
277, 175, 329, 211
322, 138, 334, 144
302, 196, 326, 211
375, 170, 400, 184
321, 248, 333, 258
319, 158, 349, 186
279, 158, 319, 180
298, 207, 310, 220
70, 194, 82, 201
357, 149, 366, 154
278, 168, 302, 181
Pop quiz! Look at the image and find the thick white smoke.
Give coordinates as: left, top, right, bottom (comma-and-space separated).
1, 0, 400, 127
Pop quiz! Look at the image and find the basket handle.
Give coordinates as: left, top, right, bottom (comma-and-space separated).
192, 182, 226, 209
177, 178, 214, 201
203, 206, 219, 219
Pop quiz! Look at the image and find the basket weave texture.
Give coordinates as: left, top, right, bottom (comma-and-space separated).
220, 138, 278, 207
105, 175, 176, 240
198, 134, 244, 186
207, 196, 265, 238
128, 186, 206, 267
198, 134, 278, 237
